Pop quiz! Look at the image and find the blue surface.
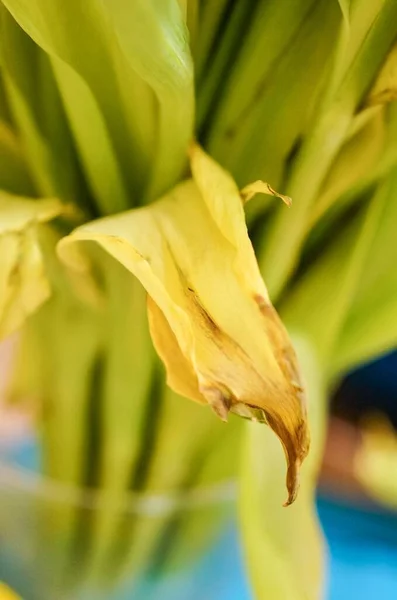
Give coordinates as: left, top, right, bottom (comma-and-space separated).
131, 526, 251, 600
155, 494, 397, 600
318, 495, 397, 600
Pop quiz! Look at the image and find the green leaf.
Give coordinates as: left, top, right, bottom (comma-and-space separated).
205, 0, 340, 191
0, 8, 90, 207
259, 0, 397, 299
309, 105, 385, 227
308, 102, 397, 234
280, 178, 389, 375
51, 57, 131, 215
98, 0, 194, 199
0, 6, 62, 196
331, 167, 397, 373
0, 0, 139, 210
2, 0, 194, 204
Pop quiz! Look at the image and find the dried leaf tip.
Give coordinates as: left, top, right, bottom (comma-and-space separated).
284, 462, 300, 507
240, 181, 292, 207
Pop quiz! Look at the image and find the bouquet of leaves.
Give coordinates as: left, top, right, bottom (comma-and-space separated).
1, 1, 397, 599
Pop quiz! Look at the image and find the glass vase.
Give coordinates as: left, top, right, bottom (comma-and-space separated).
0, 435, 250, 600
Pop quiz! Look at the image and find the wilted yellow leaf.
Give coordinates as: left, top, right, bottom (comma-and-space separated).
58, 145, 309, 504
0, 192, 63, 338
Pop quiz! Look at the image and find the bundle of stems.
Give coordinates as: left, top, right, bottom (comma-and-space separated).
1, 2, 397, 599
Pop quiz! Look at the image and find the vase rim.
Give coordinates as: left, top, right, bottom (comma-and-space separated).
0, 457, 237, 517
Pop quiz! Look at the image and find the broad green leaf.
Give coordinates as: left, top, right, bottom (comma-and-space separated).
0, 8, 89, 207
310, 101, 397, 233
332, 295, 397, 374
98, 0, 194, 199
205, 0, 340, 193
240, 337, 327, 600
2, 0, 194, 204
331, 167, 397, 373
0, 0, 143, 201
0, 7, 61, 196
51, 58, 130, 215
280, 177, 389, 375
0, 193, 63, 338
59, 145, 309, 505
259, 0, 397, 299
309, 105, 385, 227
326, 0, 388, 101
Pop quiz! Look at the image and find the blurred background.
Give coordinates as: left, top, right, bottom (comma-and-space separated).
319, 350, 397, 600
2, 341, 397, 599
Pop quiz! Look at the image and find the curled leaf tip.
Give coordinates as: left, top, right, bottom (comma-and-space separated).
266, 400, 310, 506
284, 424, 310, 506
240, 180, 292, 207
284, 462, 300, 507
